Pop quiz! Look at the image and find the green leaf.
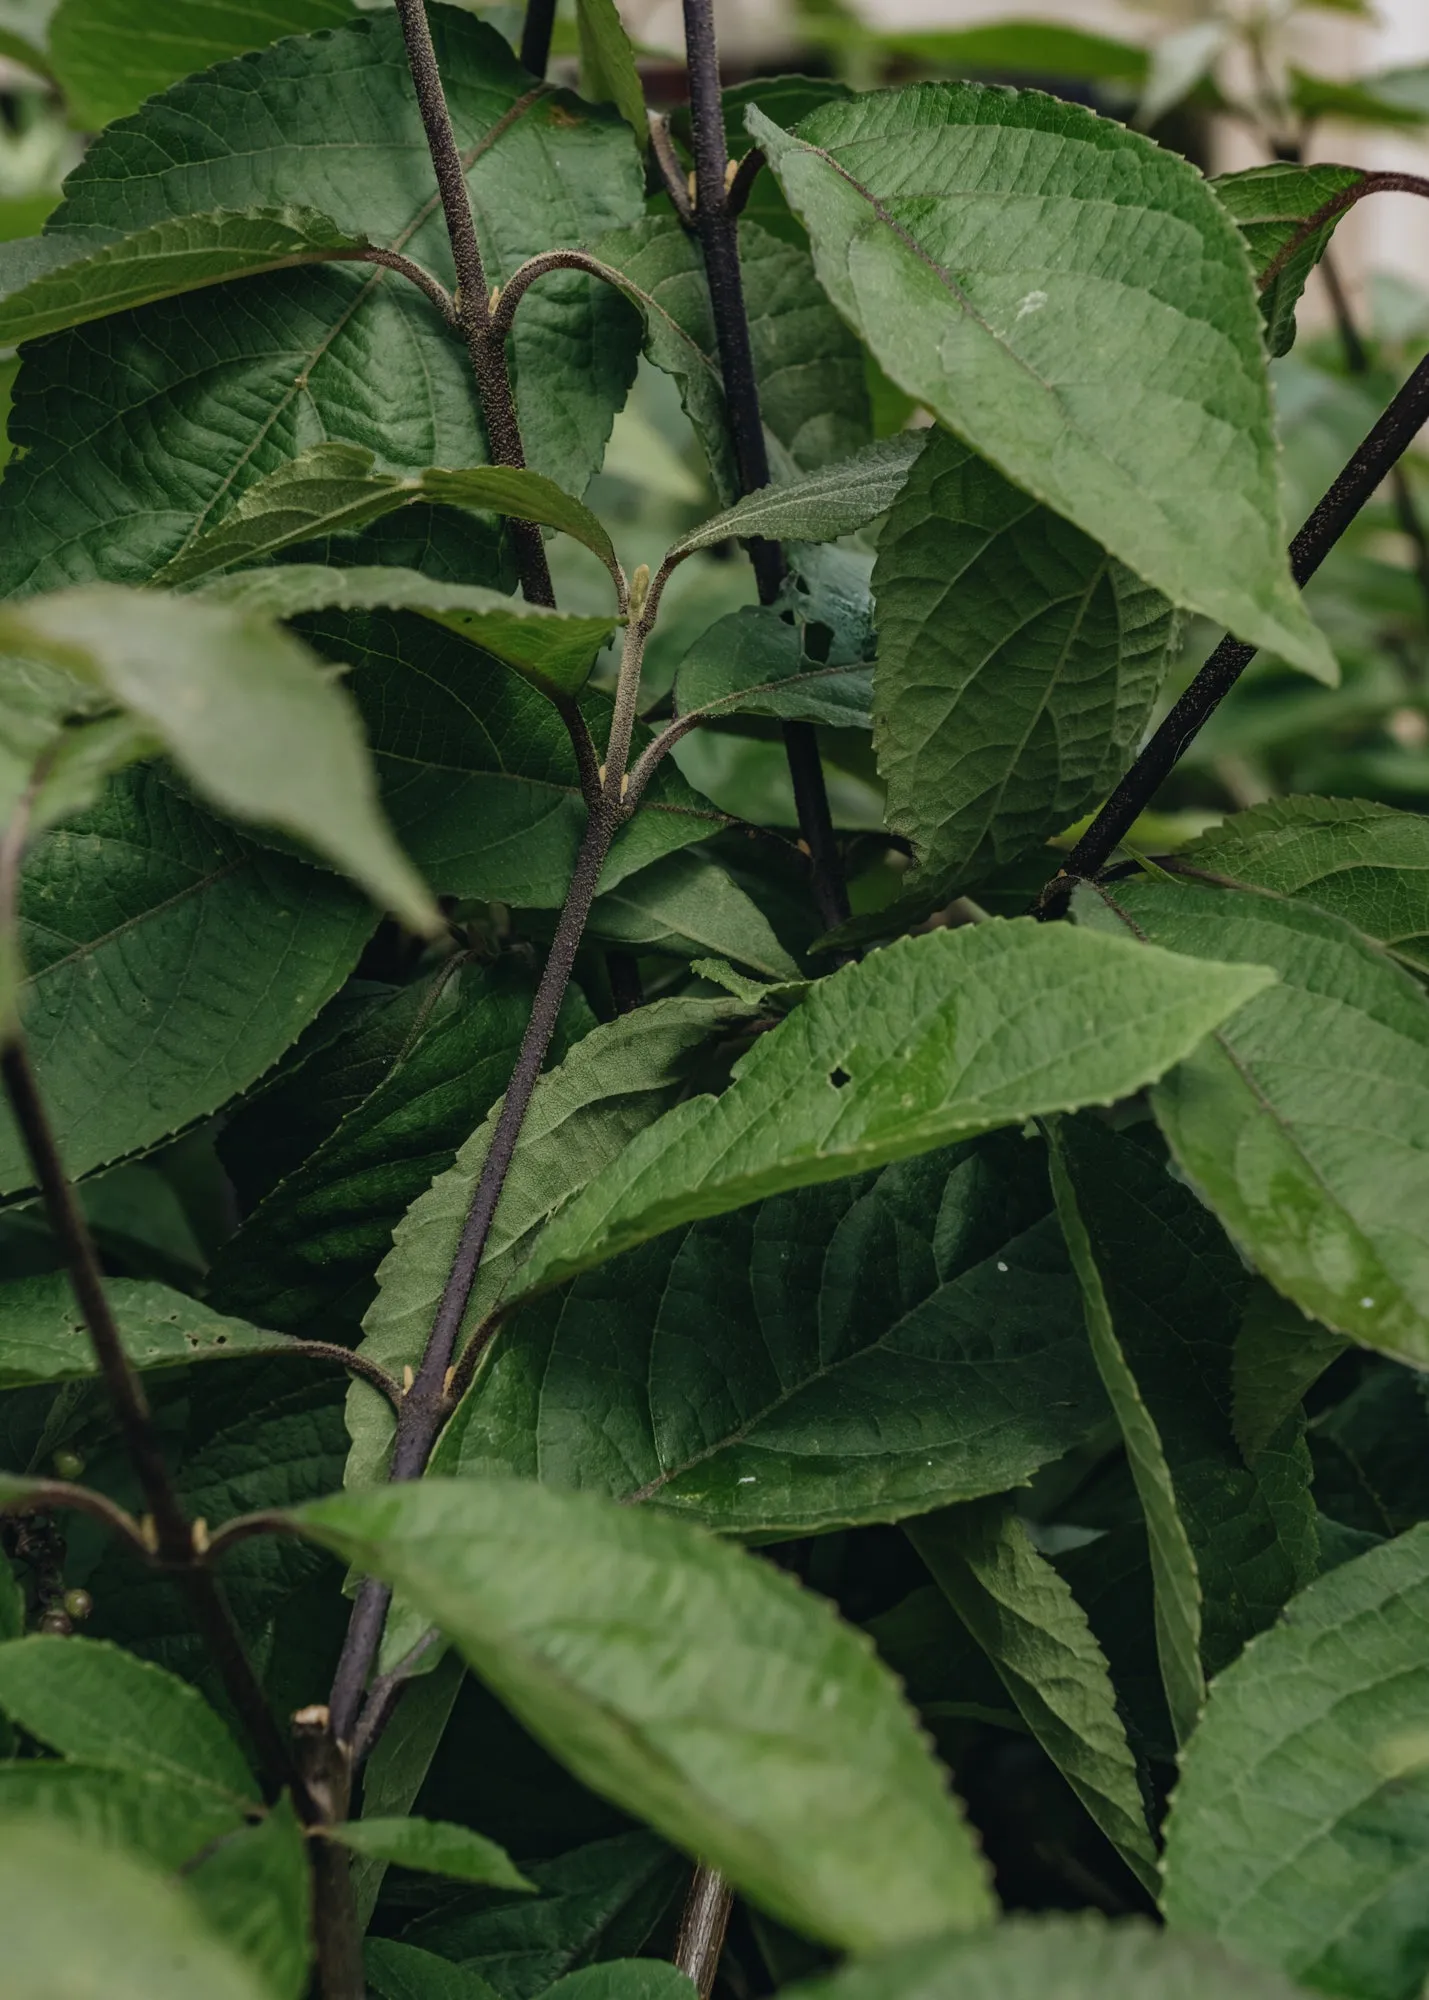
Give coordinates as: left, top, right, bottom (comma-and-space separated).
909, 1499, 1159, 1892
538, 1969, 696, 2000
588, 215, 871, 503
0, 1273, 300, 1386
207, 959, 583, 1338
185, 1795, 311, 2000
506, 919, 1275, 1306
0, 206, 372, 347
0, 584, 440, 932
1162, 1524, 1429, 1998
673, 607, 872, 729
1290, 64, 1429, 130
0, 769, 372, 1195
576, 0, 645, 145
871, 427, 1178, 899
401, 1832, 683, 1999
1233, 1282, 1348, 1465
804, 21, 1150, 89
441, 1134, 1109, 1537
161, 446, 620, 593
366, 1940, 504, 2000
761, 1914, 1314, 2000
328, 1816, 534, 1890
0, 10, 642, 597
199, 562, 619, 699
0, 1760, 243, 1871
668, 436, 923, 563
47, 0, 354, 130
346, 995, 751, 1488
0, 1635, 257, 1803
1212, 162, 1366, 356
588, 849, 803, 977
291, 607, 723, 910
292, 1474, 995, 1953
1079, 874, 1429, 1366
1178, 796, 1429, 977
0, 1819, 271, 2000
1049, 1116, 1318, 1741
751, 87, 1336, 683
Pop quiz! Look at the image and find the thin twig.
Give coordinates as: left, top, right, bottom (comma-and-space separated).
519, 0, 559, 78
1256, 170, 1429, 293
340, 247, 458, 324
350, 1627, 445, 1769
491, 246, 628, 343
282, 1342, 405, 1411
392, 0, 554, 604
1037, 348, 1429, 916
679, 0, 850, 932
674, 1864, 734, 2000
726, 147, 765, 220
650, 113, 695, 225
0, 1480, 149, 1554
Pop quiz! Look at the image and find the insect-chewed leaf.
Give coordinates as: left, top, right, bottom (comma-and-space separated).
0, 1273, 299, 1386
290, 1475, 995, 1953
751, 85, 1335, 681
673, 606, 872, 730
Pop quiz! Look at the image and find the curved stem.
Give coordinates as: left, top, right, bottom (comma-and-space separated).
1037, 347, 1429, 917
283, 1342, 405, 1411
340, 247, 458, 325
491, 247, 630, 343
650, 113, 695, 224
0, 1480, 148, 1555
1257, 170, 1429, 292
727, 147, 765, 221
204, 1510, 308, 1563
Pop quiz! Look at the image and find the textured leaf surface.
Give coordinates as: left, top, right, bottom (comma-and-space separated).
1179, 796, 1429, 976
1212, 161, 1365, 356
1163, 1523, 1429, 1999
0, 1761, 243, 1872
293, 1475, 994, 1952
47, 0, 354, 129
1051, 1117, 1317, 1738
752, 86, 1334, 680
329, 1816, 533, 1889
0, 1273, 297, 1385
0, 205, 369, 346
366, 1940, 503, 2000
770, 1915, 1315, 2000
589, 215, 870, 502
669, 436, 922, 561
200, 561, 618, 697
347, 996, 749, 1486
161, 446, 619, 590
0, 10, 642, 597
443, 1135, 1108, 1535
673, 607, 872, 729
539, 1970, 695, 2000
1081, 875, 1429, 1366
184, 1795, 311, 2000
0, 1636, 257, 1803
587, 849, 802, 977
872, 429, 1176, 895
910, 1499, 1159, 1889
0, 1820, 270, 2000
0, 584, 439, 930
507, 920, 1274, 1304
0, 769, 371, 1193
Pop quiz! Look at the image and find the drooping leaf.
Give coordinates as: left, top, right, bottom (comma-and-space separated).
505, 920, 1275, 1306
751, 86, 1335, 682
871, 427, 1177, 900
328, 1815, 533, 1890
1176, 796, 1429, 977
207, 958, 582, 1338
161, 447, 619, 592
1162, 1523, 1429, 1999
0, 1819, 271, 2000
576, 0, 646, 145
47, 0, 354, 130
184, 1795, 312, 2000
346, 995, 751, 1487
587, 215, 871, 502
0, 583, 440, 931
0, 10, 643, 598
290, 607, 724, 910
673, 607, 872, 730
0, 206, 371, 347
199, 560, 619, 698
909, 1499, 1159, 1891
291, 1475, 995, 1952
765, 1914, 1315, 2000
401, 1832, 683, 2000
0, 769, 372, 1195
1212, 161, 1366, 356
0, 1635, 257, 1803
1049, 1116, 1318, 1742
0, 1273, 301, 1386
441, 1134, 1109, 1537
1078, 874, 1429, 1366
366, 1939, 504, 2000
587, 849, 803, 977
668, 436, 923, 563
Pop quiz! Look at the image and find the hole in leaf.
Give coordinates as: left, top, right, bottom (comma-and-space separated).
829, 1066, 851, 1089
804, 621, 833, 664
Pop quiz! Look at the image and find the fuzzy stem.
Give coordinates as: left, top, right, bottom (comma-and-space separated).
1038, 347, 1429, 916
392, 0, 554, 605
680, 0, 850, 931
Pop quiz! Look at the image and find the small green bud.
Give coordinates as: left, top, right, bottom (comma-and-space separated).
62, 1589, 93, 1622
52, 1450, 85, 1481
38, 1609, 72, 1637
